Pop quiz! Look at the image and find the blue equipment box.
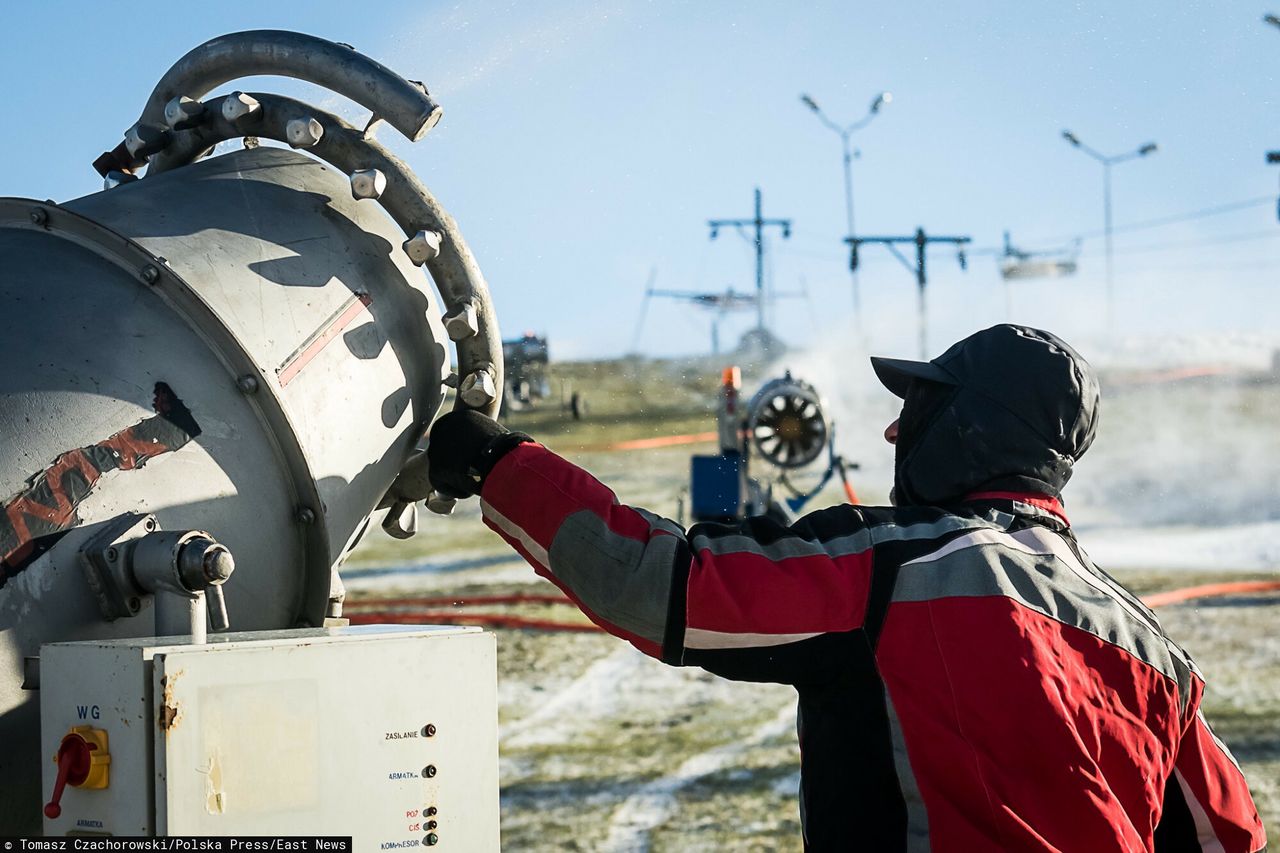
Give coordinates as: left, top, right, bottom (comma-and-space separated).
690, 452, 743, 522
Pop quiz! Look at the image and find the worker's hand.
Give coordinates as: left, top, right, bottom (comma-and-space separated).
427, 410, 531, 498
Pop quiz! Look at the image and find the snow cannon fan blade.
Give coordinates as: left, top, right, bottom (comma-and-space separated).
746, 375, 828, 469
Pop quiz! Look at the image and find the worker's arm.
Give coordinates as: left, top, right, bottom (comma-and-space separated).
477, 440, 875, 685
1154, 686, 1267, 853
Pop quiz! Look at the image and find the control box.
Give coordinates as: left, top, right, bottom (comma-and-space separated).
40, 625, 499, 848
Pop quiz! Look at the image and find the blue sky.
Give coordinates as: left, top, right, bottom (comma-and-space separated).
3, 1, 1277, 361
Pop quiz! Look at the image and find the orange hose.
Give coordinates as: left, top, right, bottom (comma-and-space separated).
1139, 580, 1280, 608
585, 431, 719, 452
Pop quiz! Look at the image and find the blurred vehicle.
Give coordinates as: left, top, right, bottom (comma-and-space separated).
500, 333, 586, 418
502, 333, 551, 411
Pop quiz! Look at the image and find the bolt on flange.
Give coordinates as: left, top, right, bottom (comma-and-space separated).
349, 168, 387, 200
124, 123, 171, 159
459, 370, 497, 408
286, 116, 324, 149
164, 96, 207, 130
221, 92, 262, 127
403, 230, 443, 265
443, 302, 479, 341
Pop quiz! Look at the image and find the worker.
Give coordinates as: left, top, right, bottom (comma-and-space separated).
427, 324, 1266, 852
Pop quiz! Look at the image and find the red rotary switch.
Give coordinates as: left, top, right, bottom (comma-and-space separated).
44, 732, 94, 819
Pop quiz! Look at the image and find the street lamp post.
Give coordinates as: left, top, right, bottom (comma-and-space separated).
1061, 130, 1157, 333
800, 91, 892, 330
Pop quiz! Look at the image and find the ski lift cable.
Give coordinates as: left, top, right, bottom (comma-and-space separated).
1078, 229, 1280, 257
1110, 259, 1280, 274
998, 230, 1279, 270
786, 232, 858, 249
972, 195, 1276, 254
773, 243, 895, 264
1086, 195, 1276, 239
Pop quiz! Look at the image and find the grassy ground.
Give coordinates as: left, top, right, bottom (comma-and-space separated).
343, 358, 1280, 849
1137, 581, 1280, 832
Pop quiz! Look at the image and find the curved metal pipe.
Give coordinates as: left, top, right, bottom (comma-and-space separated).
137, 30, 440, 145
153, 92, 502, 425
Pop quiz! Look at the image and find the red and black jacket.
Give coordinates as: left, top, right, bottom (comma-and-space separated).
481, 442, 1267, 852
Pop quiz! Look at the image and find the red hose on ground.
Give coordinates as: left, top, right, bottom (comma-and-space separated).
351, 593, 569, 609
346, 578, 1280, 632
345, 593, 603, 632
347, 610, 601, 632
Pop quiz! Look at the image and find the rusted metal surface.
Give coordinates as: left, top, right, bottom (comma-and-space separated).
158, 672, 182, 733
1, 384, 199, 588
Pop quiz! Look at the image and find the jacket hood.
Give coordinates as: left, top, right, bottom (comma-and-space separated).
874, 325, 1100, 506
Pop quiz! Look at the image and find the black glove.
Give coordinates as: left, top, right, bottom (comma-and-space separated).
427, 410, 532, 498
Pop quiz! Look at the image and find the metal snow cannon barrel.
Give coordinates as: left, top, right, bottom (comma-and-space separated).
0, 31, 502, 831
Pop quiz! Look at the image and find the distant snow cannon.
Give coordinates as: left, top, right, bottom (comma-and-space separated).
689, 369, 856, 525
0, 31, 502, 833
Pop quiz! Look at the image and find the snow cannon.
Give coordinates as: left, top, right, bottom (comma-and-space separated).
0, 31, 502, 834
691, 370, 854, 526
746, 374, 829, 469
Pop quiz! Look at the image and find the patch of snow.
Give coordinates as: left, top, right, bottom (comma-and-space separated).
1096, 332, 1279, 371
502, 646, 644, 747
771, 770, 800, 797
502, 647, 757, 749
1080, 521, 1280, 572
600, 702, 797, 853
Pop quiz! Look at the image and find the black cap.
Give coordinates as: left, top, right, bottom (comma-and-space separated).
870, 356, 958, 398
872, 325, 1100, 504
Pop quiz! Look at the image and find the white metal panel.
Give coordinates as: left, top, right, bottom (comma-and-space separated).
42, 626, 499, 849
153, 628, 498, 848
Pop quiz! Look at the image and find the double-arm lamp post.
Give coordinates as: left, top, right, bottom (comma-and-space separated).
800, 91, 892, 328
1061, 130, 1157, 333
